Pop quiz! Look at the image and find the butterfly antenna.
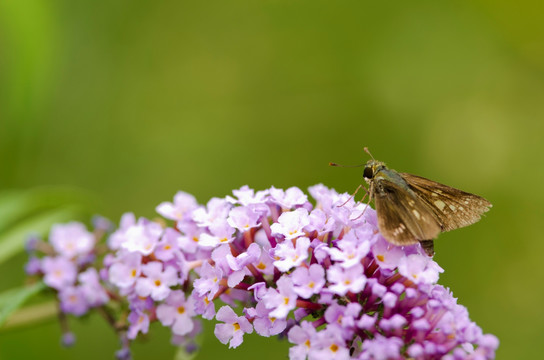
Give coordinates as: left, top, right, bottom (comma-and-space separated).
363, 147, 375, 161
329, 162, 364, 168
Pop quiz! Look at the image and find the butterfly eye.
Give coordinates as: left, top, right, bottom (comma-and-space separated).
363, 166, 373, 179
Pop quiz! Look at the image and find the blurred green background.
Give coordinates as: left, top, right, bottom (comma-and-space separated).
1, 0, 543, 358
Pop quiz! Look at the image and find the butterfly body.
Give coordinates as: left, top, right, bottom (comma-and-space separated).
363, 159, 492, 256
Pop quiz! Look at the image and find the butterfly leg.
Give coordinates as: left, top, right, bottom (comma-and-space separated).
337, 184, 364, 207
419, 240, 434, 257
349, 183, 373, 221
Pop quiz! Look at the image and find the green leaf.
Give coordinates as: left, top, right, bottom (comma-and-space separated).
0, 282, 46, 327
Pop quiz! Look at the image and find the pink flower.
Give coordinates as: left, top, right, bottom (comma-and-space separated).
270, 208, 310, 240
214, 306, 253, 348
398, 254, 443, 284
272, 237, 310, 272
327, 263, 367, 296
262, 276, 297, 319
50, 222, 95, 258
135, 262, 178, 301
42, 256, 77, 290
155, 191, 198, 222
156, 290, 196, 336
108, 252, 142, 290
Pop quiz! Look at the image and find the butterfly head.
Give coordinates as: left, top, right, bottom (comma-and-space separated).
363, 160, 386, 181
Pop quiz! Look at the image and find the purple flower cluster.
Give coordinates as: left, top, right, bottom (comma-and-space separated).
25, 185, 498, 359
26, 222, 109, 316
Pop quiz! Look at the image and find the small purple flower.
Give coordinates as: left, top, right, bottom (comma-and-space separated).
371, 236, 405, 270
192, 291, 216, 320
328, 230, 371, 268
227, 243, 262, 272
327, 263, 367, 296
247, 282, 267, 302
156, 290, 196, 336
115, 347, 132, 360
313, 242, 330, 264
210, 244, 234, 276
306, 208, 336, 235
270, 208, 310, 240
59, 286, 89, 315
108, 213, 136, 250
288, 321, 318, 360
79, 268, 109, 307
25, 256, 41, 275
269, 186, 308, 209
42, 256, 77, 290
135, 262, 178, 301
398, 254, 443, 284
24, 234, 40, 253
175, 222, 204, 254
357, 314, 377, 331
192, 197, 231, 228
155, 191, 198, 222
49, 222, 95, 258
214, 306, 253, 348
120, 219, 163, 256
359, 334, 404, 360
127, 309, 150, 340
262, 276, 297, 319
154, 227, 181, 262
226, 185, 269, 206
324, 302, 362, 329
225, 243, 261, 287
226, 206, 262, 231
379, 314, 407, 333
61, 332, 76, 347
198, 222, 235, 248
246, 301, 287, 337
108, 252, 142, 290
308, 325, 351, 360
92, 215, 113, 232
252, 246, 275, 275
272, 237, 310, 272
308, 184, 340, 212
193, 262, 223, 299
291, 264, 325, 299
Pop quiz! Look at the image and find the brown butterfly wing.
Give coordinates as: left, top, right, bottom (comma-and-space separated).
400, 173, 492, 232
373, 178, 441, 246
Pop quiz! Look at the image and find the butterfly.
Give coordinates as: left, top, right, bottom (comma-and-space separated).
333, 148, 492, 256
